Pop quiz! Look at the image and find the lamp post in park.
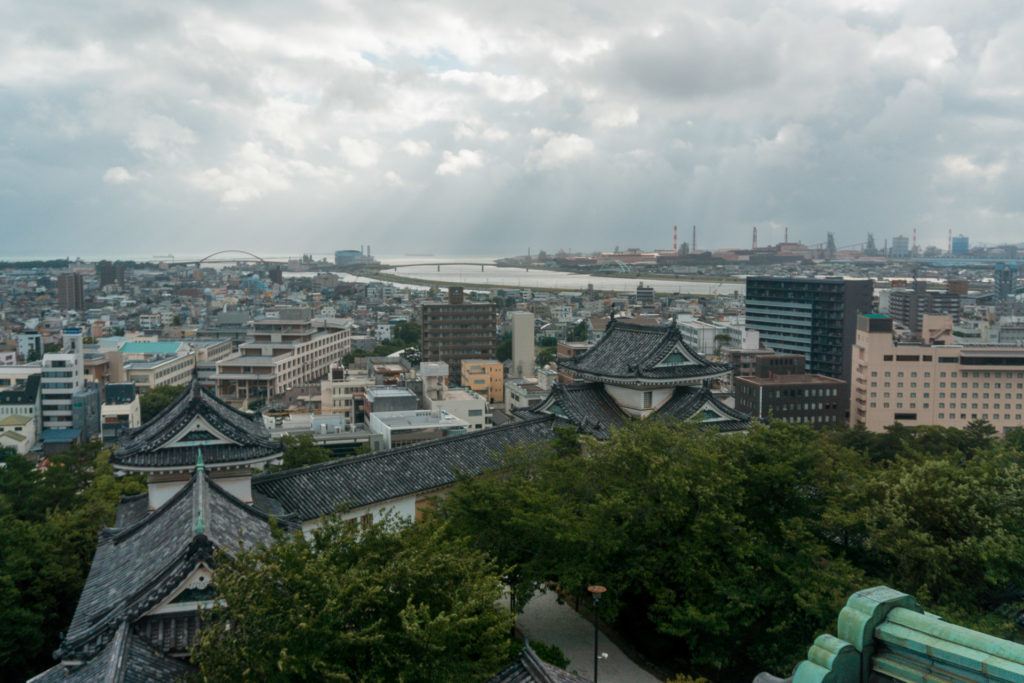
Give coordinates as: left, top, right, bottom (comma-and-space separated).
587, 584, 607, 682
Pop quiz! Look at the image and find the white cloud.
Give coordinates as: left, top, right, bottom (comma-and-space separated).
529, 134, 595, 169
338, 137, 380, 168
941, 155, 1007, 181
436, 149, 483, 176
397, 139, 432, 156
102, 166, 136, 184
383, 170, 404, 186
455, 120, 509, 141
592, 105, 639, 129
438, 70, 547, 102
189, 142, 336, 203
872, 26, 957, 73
129, 115, 196, 160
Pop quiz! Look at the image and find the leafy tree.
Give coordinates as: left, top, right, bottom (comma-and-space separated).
393, 321, 421, 346
0, 446, 144, 679
496, 333, 513, 362
139, 384, 186, 422
193, 516, 514, 682
274, 434, 331, 470
442, 421, 867, 679
567, 321, 588, 342
529, 641, 569, 669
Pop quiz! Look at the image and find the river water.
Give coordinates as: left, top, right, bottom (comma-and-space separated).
286, 256, 745, 296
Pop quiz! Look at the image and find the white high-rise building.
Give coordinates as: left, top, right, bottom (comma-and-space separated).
41, 327, 85, 431
510, 311, 535, 378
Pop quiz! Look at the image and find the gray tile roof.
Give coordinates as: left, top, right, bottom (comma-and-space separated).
30, 622, 194, 683
61, 466, 292, 661
253, 416, 559, 521
559, 319, 730, 383
111, 377, 279, 469
533, 383, 627, 439
531, 383, 751, 438
488, 645, 591, 683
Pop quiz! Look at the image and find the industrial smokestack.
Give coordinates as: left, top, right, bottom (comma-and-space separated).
784, 226, 789, 243
752, 226, 758, 250
673, 225, 678, 253
692, 225, 697, 253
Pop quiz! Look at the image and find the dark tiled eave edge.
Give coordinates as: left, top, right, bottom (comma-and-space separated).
114, 378, 275, 459
252, 416, 559, 520
63, 472, 295, 659
560, 319, 732, 381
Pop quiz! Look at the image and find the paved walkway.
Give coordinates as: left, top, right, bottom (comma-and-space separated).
517, 590, 662, 683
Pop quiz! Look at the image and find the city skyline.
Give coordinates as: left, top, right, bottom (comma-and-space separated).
3, 2, 1023, 256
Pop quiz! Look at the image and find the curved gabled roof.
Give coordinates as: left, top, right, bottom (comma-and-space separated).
61, 464, 294, 660
111, 378, 279, 469
558, 319, 730, 384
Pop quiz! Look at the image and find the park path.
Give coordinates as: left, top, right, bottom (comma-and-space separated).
517, 590, 662, 683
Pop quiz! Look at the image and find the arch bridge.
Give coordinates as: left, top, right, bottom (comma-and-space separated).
157, 250, 290, 266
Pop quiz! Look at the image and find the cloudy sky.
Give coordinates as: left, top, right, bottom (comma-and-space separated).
2, 0, 1022, 258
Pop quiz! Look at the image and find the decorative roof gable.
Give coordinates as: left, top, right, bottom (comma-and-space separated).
111, 377, 280, 470
59, 456, 295, 662
559, 320, 731, 386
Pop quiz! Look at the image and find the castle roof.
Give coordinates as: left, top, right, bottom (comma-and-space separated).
558, 319, 730, 386
58, 461, 295, 664
111, 377, 279, 470
532, 382, 750, 438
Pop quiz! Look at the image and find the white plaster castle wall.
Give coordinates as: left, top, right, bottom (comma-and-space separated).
605, 385, 673, 418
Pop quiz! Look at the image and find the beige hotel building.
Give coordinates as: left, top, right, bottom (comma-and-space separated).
852, 313, 1024, 432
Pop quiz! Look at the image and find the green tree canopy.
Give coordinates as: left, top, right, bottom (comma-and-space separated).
274, 433, 331, 471
140, 384, 186, 422
193, 516, 514, 682
440, 419, 1024, 680
0, 445, 145, 679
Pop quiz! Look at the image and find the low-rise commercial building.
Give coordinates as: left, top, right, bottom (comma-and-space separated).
0, 414, 36, 455
460, 359, 504, 402
101, 383, 141, 442
368, 409, 468, 449
424, 387, 489, 431
735, 373, 847, 426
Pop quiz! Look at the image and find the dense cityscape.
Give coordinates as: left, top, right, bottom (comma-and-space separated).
6, 0, 1024, 680
2, 235, 1024, 681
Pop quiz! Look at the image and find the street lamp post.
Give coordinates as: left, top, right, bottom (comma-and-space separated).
587, 584, 607, 683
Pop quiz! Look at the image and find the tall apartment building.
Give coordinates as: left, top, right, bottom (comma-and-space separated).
420, 287, 497, 384
888, 282, 961, 337
41, 328, 85, 431
56, 272, 85, 311
851, 313, 1024, 432
509, 311, 534, 378
745, 276, 873, 383
215, 307, 351, 406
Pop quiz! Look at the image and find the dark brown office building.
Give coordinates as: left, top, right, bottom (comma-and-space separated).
57, 272, 85, 311
419, 287, 497, 384
734, 353, 847, 427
